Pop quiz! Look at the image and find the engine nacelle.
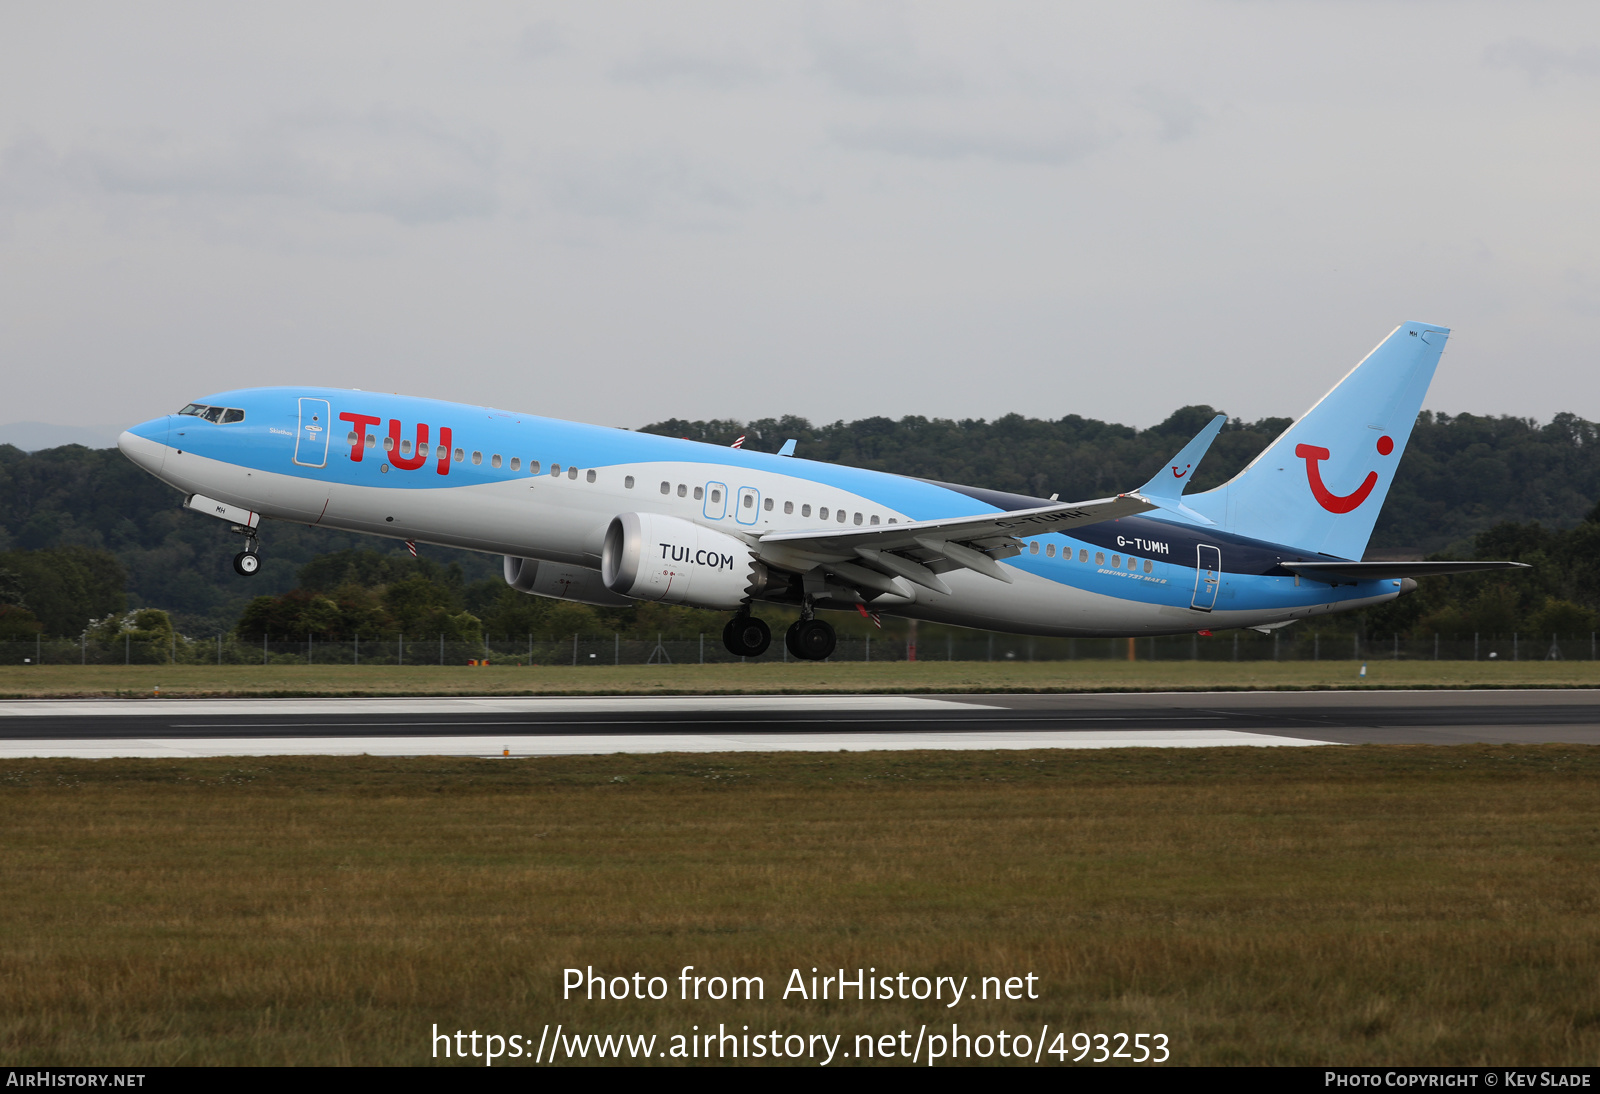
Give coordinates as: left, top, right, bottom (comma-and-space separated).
502, 556, 633, 607
601, 512, 765, 610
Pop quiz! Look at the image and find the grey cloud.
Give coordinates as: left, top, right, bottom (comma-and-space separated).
1483, 37, 1600, 85
545, 152, 747, 226
1, 110, 499, 225
806, 20, 961, 96
1133, 86, 1205, 142
518, 21, 566, 61
833, 122, 1113, 166
612, 47, 769, 88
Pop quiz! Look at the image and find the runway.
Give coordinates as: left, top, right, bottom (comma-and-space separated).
0, 689, 1597, 758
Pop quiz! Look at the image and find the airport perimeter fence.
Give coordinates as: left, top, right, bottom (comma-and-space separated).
3, 630, 1599, 667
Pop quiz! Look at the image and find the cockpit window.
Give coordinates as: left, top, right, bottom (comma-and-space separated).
176, 403, 245, 423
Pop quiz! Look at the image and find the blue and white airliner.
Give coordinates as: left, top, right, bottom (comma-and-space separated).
117, 322, 1522, 659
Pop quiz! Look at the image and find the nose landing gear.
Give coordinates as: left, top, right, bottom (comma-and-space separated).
230, 527, 261, 577
722, 613, 772, 657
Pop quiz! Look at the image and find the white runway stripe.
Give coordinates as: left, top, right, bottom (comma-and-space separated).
0, 695, 998, 717
0, 729, 1334, 759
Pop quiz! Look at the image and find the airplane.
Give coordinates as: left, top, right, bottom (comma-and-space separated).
117, 322, 1524, 660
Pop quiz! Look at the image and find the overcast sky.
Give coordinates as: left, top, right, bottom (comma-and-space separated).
2, 2, 1597, 434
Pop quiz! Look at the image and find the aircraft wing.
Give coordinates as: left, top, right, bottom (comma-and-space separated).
1281, 560, 1530, 584
755, 494, 1155, 594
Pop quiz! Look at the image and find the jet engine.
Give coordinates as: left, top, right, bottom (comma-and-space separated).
601, 512, 770, 610
502, 556, 632, 607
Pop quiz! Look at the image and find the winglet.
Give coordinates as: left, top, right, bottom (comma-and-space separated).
777, 439, 797, 456
1139, 414, 1225, 501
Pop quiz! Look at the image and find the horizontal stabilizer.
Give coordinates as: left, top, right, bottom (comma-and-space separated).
1281, 560, 1529, 584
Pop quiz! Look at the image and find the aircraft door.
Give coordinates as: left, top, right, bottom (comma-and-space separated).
294, 398, 331, 468
703, 482, 727, 520
735, 486, 760, 525
1192, 545, 1221, 611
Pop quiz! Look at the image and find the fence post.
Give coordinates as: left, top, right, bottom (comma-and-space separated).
83, 632, 87, 666
218, 634, 222, 666
700, 632, 704, 665
440, 633, 444, 666
1474, 633, 1478, 661
865, 634, 870, 662
1393, 634, 1398, 660
615, 633, 620, 666
1314, 631, 1319, 661
264, 632, 268, 665
1191, 634, 1197, 661
987, 634, 993, 662
572, 633, 578, 667
948, 634, 953, 661
1273, 632, 1279, 661
1353, 633, 1359, 661
170, 631, 175, 665
1513, 632, 1518, 661
354, 633, 359, 666
1434, 634, 1438, 661
125, 631, 130, 666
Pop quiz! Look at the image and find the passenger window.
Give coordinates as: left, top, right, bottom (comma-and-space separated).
1128, 557, 1137, 571
694, 486, 704, 501
365, 434, 375, 449
765, 498, 774, 511
660, 481, 670, 494
784, 501, 793, 514
1111, 554, 1121, 567
347, 431, 358, 445
551, 464, 561, 476
222, 408, 244, 423
625, 475, 634, 489
454, 448, 464, 462
837, 509, 847, 523
1143, 559, 1153, 573
471, 451, 482, 465
401, 440, 413, 456
870, 514, 879, 525
711, 489, 722, 503
384, 437, 394, 451
1096, 552, 1105, 566
586, 469, 596, 483
802, 504, 812, 517
677, 483, 687, 497
1079, 549, 1088, 563
418, 443, 429, 458
745, 494, 755, 509
888, 518, 897, 524
569, 466, 578, 480
529, 460, 540, 474
819, 507, 829, 520
853, 512, 862, 525
1030, 541, 1039, 554
1046, 544, 1055, 558
491, 454, 502, 469
510, 457, 520, 471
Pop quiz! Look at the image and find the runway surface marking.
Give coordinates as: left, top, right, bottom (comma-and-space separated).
0, 695, 1000, 718
0, 729, 1331, 759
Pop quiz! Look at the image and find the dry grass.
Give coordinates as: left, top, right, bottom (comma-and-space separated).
1, 746, 1598, 1065
2, 660, 1599, 698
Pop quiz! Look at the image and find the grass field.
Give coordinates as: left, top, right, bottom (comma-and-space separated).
2, 660, 1600, 698
2, 745, 1598, 1066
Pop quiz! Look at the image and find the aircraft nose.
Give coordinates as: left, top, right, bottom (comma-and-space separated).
119, 415, 171, 475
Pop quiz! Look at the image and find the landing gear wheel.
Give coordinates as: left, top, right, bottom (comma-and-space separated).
232, 551, 260, 577
722, 615, 771, 657
785, 618, 836, 661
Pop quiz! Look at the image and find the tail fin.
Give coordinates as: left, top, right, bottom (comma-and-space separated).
1185, 322, 1448, 559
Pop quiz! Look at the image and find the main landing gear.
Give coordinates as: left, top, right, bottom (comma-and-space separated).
231, 528, 261, 577
722, 612, 772, 657
785, 617, 836, 661
722, 602, 837, 661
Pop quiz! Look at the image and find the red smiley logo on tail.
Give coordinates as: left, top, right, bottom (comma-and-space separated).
1296, 436, 1393, 513
1171, 463, 1191, 479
